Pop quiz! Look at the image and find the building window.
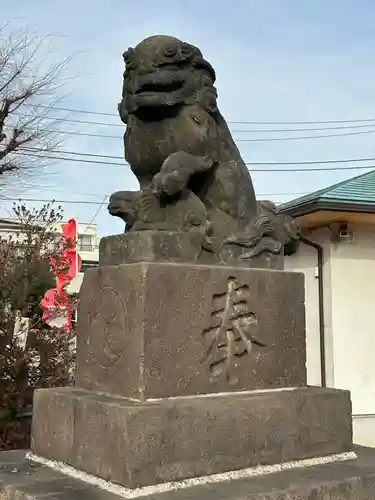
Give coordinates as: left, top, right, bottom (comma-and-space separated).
77, 234, 93, 251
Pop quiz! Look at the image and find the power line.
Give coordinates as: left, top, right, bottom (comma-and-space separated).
22, 124, 375, 142
14, 151, 375, 172
26, 104, 117, 118
22, 147, 375, 166
24, 147, 125, 161
45, 128, 121, 140
15, 151, 124, 166
13, 112, 124, 128
0, 196, 107, 205
25, 104, 375, 125
237, 130, 375, 142
40, 127, 375, 142
0, 193, 306, 206
84, 196, 108, 228
13, 112, 375, 134
14, 110, 375, 133
26, 186, 108, 197
30, 186, 310, 199
233, 124, 375, 133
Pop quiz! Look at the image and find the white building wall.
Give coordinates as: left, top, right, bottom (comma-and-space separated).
285, 243, 321, 386
286, 224, 375, 447
285, 229, 333, 387
328, 225, 375, 446
67, 223, 99, 294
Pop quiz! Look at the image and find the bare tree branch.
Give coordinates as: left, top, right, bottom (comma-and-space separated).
0, 23, 73, 184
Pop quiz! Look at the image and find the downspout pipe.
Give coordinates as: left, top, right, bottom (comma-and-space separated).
300, 237, 326, 388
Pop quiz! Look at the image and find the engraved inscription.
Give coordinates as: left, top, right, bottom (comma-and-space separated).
202, 276, 265, 385
88, 286, 127, 369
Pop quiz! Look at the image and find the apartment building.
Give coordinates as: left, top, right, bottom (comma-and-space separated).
0, 218, 99, 293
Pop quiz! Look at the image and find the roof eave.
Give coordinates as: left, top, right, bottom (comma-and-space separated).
278, 199, 375, 218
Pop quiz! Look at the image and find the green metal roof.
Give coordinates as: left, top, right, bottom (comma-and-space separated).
279, 169, 375, 213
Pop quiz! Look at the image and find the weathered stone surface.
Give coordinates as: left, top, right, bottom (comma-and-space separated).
75, 263, 306, 400
31, 386, 352, 489
99, 232, 205, 266
217, 238, 284, 269
3, 447, 375, 499
106, 35, 300, 267
99, 232, 284, 269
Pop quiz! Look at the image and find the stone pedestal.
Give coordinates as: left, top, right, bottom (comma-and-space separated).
75, 263, 306, 400
30, 386, 352, 489
2, 258, 374, 498
99, 232, 284, 269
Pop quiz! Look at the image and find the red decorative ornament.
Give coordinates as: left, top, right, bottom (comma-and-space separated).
40, 219, 82, 331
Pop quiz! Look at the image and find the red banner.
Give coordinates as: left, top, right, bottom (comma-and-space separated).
40, 218, 82, 331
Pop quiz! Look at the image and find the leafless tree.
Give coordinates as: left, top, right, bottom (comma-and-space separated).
0, 23, 72, 191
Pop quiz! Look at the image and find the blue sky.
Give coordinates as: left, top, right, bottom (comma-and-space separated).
1, 0, 375, 235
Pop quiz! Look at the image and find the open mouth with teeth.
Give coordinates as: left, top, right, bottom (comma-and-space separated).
135, 80, 184, 96
131, 70, 187, 111
124, 69, 190, 120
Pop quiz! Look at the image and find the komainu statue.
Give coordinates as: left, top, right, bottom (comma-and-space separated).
108, 35, 299, 266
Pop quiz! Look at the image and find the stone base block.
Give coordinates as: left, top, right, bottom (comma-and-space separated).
99, 232, 204, 266
99, 232, 284, 269
31, 386, 352, 489
2, 447, 375, 499
76, 263, 306, 400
